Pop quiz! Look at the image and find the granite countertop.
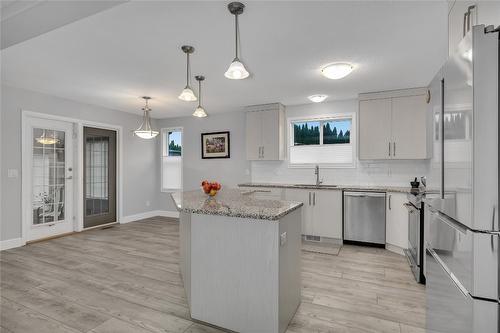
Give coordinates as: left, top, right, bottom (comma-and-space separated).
170, 188, 303, 221
238, 182, 410, 193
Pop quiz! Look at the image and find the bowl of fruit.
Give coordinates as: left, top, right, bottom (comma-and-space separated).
201, 180, 222, 197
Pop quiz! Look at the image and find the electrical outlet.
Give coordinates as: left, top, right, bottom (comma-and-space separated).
146, 201, 150, 207
7, 169, 18, 178
280, 232, 287, 246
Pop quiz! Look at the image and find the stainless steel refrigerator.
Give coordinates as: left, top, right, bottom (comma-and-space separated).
425, 24, 499, 333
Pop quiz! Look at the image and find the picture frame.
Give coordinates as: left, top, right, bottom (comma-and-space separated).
201, 131, 230, 159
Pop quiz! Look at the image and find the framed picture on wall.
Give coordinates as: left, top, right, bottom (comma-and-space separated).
201, 131, 230, 159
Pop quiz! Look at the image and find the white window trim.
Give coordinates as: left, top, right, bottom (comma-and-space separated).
161, 127, 183, 192
287, 113, 356, 169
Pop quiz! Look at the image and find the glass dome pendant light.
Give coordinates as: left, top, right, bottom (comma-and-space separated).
224, 2, 250, 80
36, 129, 59, 145
192, 75, 208, 117
134, 96, 159, 139
178, 45, 198, 101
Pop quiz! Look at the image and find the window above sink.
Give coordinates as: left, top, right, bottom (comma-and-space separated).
288, 114, 356, 168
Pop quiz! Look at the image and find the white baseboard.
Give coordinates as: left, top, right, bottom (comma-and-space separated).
385, 243, 405, 256
1, 238, 25, 251
120, 210, 179, 224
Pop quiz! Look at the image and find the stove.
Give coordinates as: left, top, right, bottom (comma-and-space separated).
403, 189, 426, 284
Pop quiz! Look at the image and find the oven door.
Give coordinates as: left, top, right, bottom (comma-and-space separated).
405, 202, 420, 266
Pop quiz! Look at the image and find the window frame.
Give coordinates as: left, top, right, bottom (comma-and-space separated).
287, 113, 356, 169
161, 127, 183, 192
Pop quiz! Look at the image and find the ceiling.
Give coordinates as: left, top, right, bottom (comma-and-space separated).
1, 1, 448, 118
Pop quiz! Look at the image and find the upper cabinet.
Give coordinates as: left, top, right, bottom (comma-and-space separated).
359, 88, 431, 160
448, 1, 500, 56
245, 103, 286, 161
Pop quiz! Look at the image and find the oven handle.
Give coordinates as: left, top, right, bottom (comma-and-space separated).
404, 202, 416, 213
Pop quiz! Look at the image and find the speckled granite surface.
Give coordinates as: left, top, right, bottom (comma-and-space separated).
170, 189, 303, 221
238, 182, 411, 193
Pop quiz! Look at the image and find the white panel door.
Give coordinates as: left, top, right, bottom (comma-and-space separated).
260, 110, 279, 160
391, 94, 428, 159
246, 111, 262, 160
385, 192, 408, 249
359, 98, 392, 159
24, 117, 74, 241
312, 190, 342, 239
285, 189, 312, 235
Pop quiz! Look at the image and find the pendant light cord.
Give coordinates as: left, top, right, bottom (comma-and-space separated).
198, 79, 202, 107
186, 53, 190, 86
235, 14, 239, 59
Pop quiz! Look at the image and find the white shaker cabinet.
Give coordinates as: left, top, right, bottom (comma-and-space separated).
391, 94, 429, 159
385, 192, 408, 252
285, 188, 342, 240
359, 98, 392, 159
245, 103, 285, 161
359, 88, 430, 160
312, 190, 342, 239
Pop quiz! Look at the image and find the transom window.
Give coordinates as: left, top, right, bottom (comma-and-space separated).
289, 115, 355, 167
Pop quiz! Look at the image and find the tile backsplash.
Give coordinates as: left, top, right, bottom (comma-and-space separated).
250, 159, 430, 187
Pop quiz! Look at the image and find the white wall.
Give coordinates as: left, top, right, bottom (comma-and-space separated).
251, 99, 430, 186
157, 110, 251, 211
1, 85, 159, 241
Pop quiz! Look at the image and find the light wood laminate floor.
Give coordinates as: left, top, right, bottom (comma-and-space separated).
0, 217, 425, 333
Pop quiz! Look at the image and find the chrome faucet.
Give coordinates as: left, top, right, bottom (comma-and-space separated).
314, 165, 323, 186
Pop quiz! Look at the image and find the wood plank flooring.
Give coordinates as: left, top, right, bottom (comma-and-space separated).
0, 217, 425, 333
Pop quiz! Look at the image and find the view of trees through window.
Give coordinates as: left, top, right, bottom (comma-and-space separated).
167, 131, 182, 156
293, 118, 351, 146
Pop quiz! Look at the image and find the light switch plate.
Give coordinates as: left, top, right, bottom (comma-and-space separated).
7, 169, 18, 178
280, 232, 287, 246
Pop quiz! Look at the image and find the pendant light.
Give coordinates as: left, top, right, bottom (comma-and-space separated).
134, 96, 159, 139
192, 75, 208, 117
178, 45, 197, 101
36, 130, 59, 145
224, 2, 250, 80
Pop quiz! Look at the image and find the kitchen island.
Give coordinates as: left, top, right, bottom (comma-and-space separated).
171, 189, 302, 333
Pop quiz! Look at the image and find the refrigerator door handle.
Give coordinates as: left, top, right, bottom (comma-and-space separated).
427, 247, 471, 299
429, 207, 469, 235
491, 206, 496, 250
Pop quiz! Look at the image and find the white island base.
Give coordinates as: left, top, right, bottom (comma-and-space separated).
179, 209, 302, 333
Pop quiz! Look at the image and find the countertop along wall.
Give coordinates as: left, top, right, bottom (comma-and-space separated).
250, 99, 431, 187
157, 110, 251, 212
0, 85, 159, 242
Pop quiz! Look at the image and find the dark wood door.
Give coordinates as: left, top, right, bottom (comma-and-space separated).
83, 127, 117, 228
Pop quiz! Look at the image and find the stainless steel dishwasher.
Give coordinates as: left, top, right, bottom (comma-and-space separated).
343, 191, 386, 246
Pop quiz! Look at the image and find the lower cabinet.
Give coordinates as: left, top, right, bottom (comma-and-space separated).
386, 192, 408, 250
285, 188, 342, 240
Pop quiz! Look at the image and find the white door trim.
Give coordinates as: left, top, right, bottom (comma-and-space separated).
21, 110, 123, 243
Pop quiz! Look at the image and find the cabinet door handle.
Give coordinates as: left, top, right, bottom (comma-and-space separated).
313, 192, 316, 205
262, 146, 264, 158
388, 142, 391, 157
389, 195, 392, 210
393, 142, 396, 157
309, 192, 311, 205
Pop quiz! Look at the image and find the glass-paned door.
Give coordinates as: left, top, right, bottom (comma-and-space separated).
83, 127, 117, 228
25, 118, 74, 242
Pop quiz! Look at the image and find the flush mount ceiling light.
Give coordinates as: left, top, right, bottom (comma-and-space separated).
36, 130, 59, 145
224, 2, 250, 80
321, 63, 354, 80
193, 75, 208, 117
134, 96, 159, 139
178, 45, 197, 102
308, 94, 328, 103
